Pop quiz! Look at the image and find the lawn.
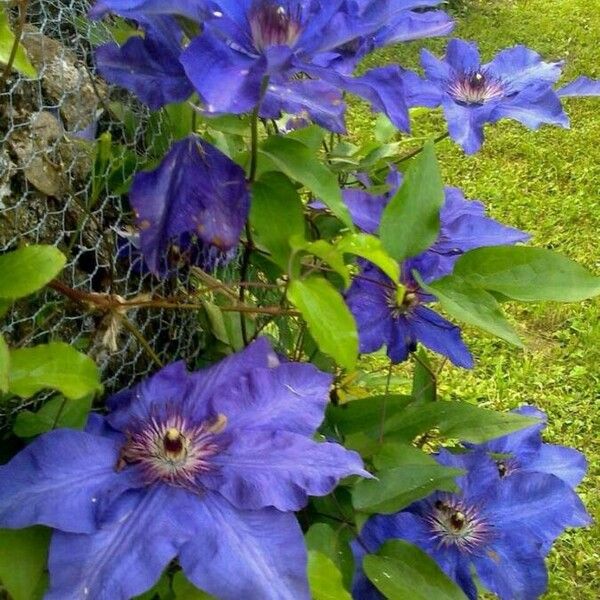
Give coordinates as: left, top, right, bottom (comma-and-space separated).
352, 0, 600, 597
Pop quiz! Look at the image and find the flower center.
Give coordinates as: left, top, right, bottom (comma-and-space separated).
447, 71, 505, 105
387, 287, 419, 318
118, 413, 228, 488
428, 497, 492, 553
249, 1, 302, 51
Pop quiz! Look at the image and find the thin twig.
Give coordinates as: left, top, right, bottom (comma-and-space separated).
48, 280, 297, 316
120, 315, 164, 368
0, 0, 29, 91
379, 362, 394, 444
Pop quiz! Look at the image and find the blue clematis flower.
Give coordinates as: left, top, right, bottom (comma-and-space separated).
95, 15, 194, 109
129, 135, 249, 276
176, 0, 419, 132
0, 338, 369, 600
345, 262, 474, 367
463, 405, 588, 489
341, 170, 528, 366
419, 39, 569, 154
352, 449, 591, 600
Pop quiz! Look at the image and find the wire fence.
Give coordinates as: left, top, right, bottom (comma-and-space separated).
0, 1, 222, 426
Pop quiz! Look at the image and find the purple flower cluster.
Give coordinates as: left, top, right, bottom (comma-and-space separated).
91, 0, 455, 132
353, 406, 591, 599
340, 170, 529, 367
0, 339, 368, 599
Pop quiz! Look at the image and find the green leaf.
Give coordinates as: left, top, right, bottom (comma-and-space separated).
294, 239, 350, 286
8, 342, 102, 400
250, 172, 306, 269
0, 7, 37, 78
336, 233, 400, 283
417, 273, 523, 347
288, 276, 358, 370
308, 551, 352, 600
384, 400, 539, 444
411, 348, 436, 403
454, 246, 600, 302
374, 114, 397, 143
305, 523, 354, 589
379, 140, 444, 261
0, 245, 66, 300
0, 334, 8, 394
352, 444, 461, 514
13, 394, 93, 438
259, 136, 353, 228
0, 527, 50, 600
330, 395, 413, 436
0, 299, 10, 318
285, 124, 326, 151
363, 540, 468, 600
172, 571, 215, 599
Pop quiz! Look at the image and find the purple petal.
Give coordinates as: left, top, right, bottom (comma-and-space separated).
89, 0, 208, 21
399, 69, 444, 108
472, 530, 548, 600
343, 66, 411, 131
0, 429, 127, 533
421, 48, 453, 83
261, 78, 346, 133
107, 361, 200, 432
528, 444, 588, 488
180, 31, 266, 115
375, 9, 455, 46
557, 75, 600, 97
345, 268, 394, 354
179, 492, 309, 600
493, 84, 569, 130
190, 336, 279, 394
95, 18, 193, 109
209, 363, 333, 436
129, 135, 249, 275
445, 39, 481, 73
342, 188, 387, 233
46, 485, 189, 600
442, 98, 495, 154
203, 430, 368, 510
485, 471, 592, 550
411, 306, 474, 368
387, 316, 417, 363
485, 45, 563, 93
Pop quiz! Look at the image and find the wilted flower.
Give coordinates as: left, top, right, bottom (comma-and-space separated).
129, 135, 249, 276
0, 339, 368, 599
419, 39, 569, 153
352, 449, 590, 600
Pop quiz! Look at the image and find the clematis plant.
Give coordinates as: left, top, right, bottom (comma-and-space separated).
352, 446, 590, 600
1, 1, 599, 599
0, 339, 368, 599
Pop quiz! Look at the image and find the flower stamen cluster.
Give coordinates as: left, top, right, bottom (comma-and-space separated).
249, 2, 303, 51
427, 496, 493, 553
119, 412, 228, 488
447, 71, 505, 105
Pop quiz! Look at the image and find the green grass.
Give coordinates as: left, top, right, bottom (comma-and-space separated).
351, 0, 600, 597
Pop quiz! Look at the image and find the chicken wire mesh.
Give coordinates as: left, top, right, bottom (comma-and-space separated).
0, 1, 246, 427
